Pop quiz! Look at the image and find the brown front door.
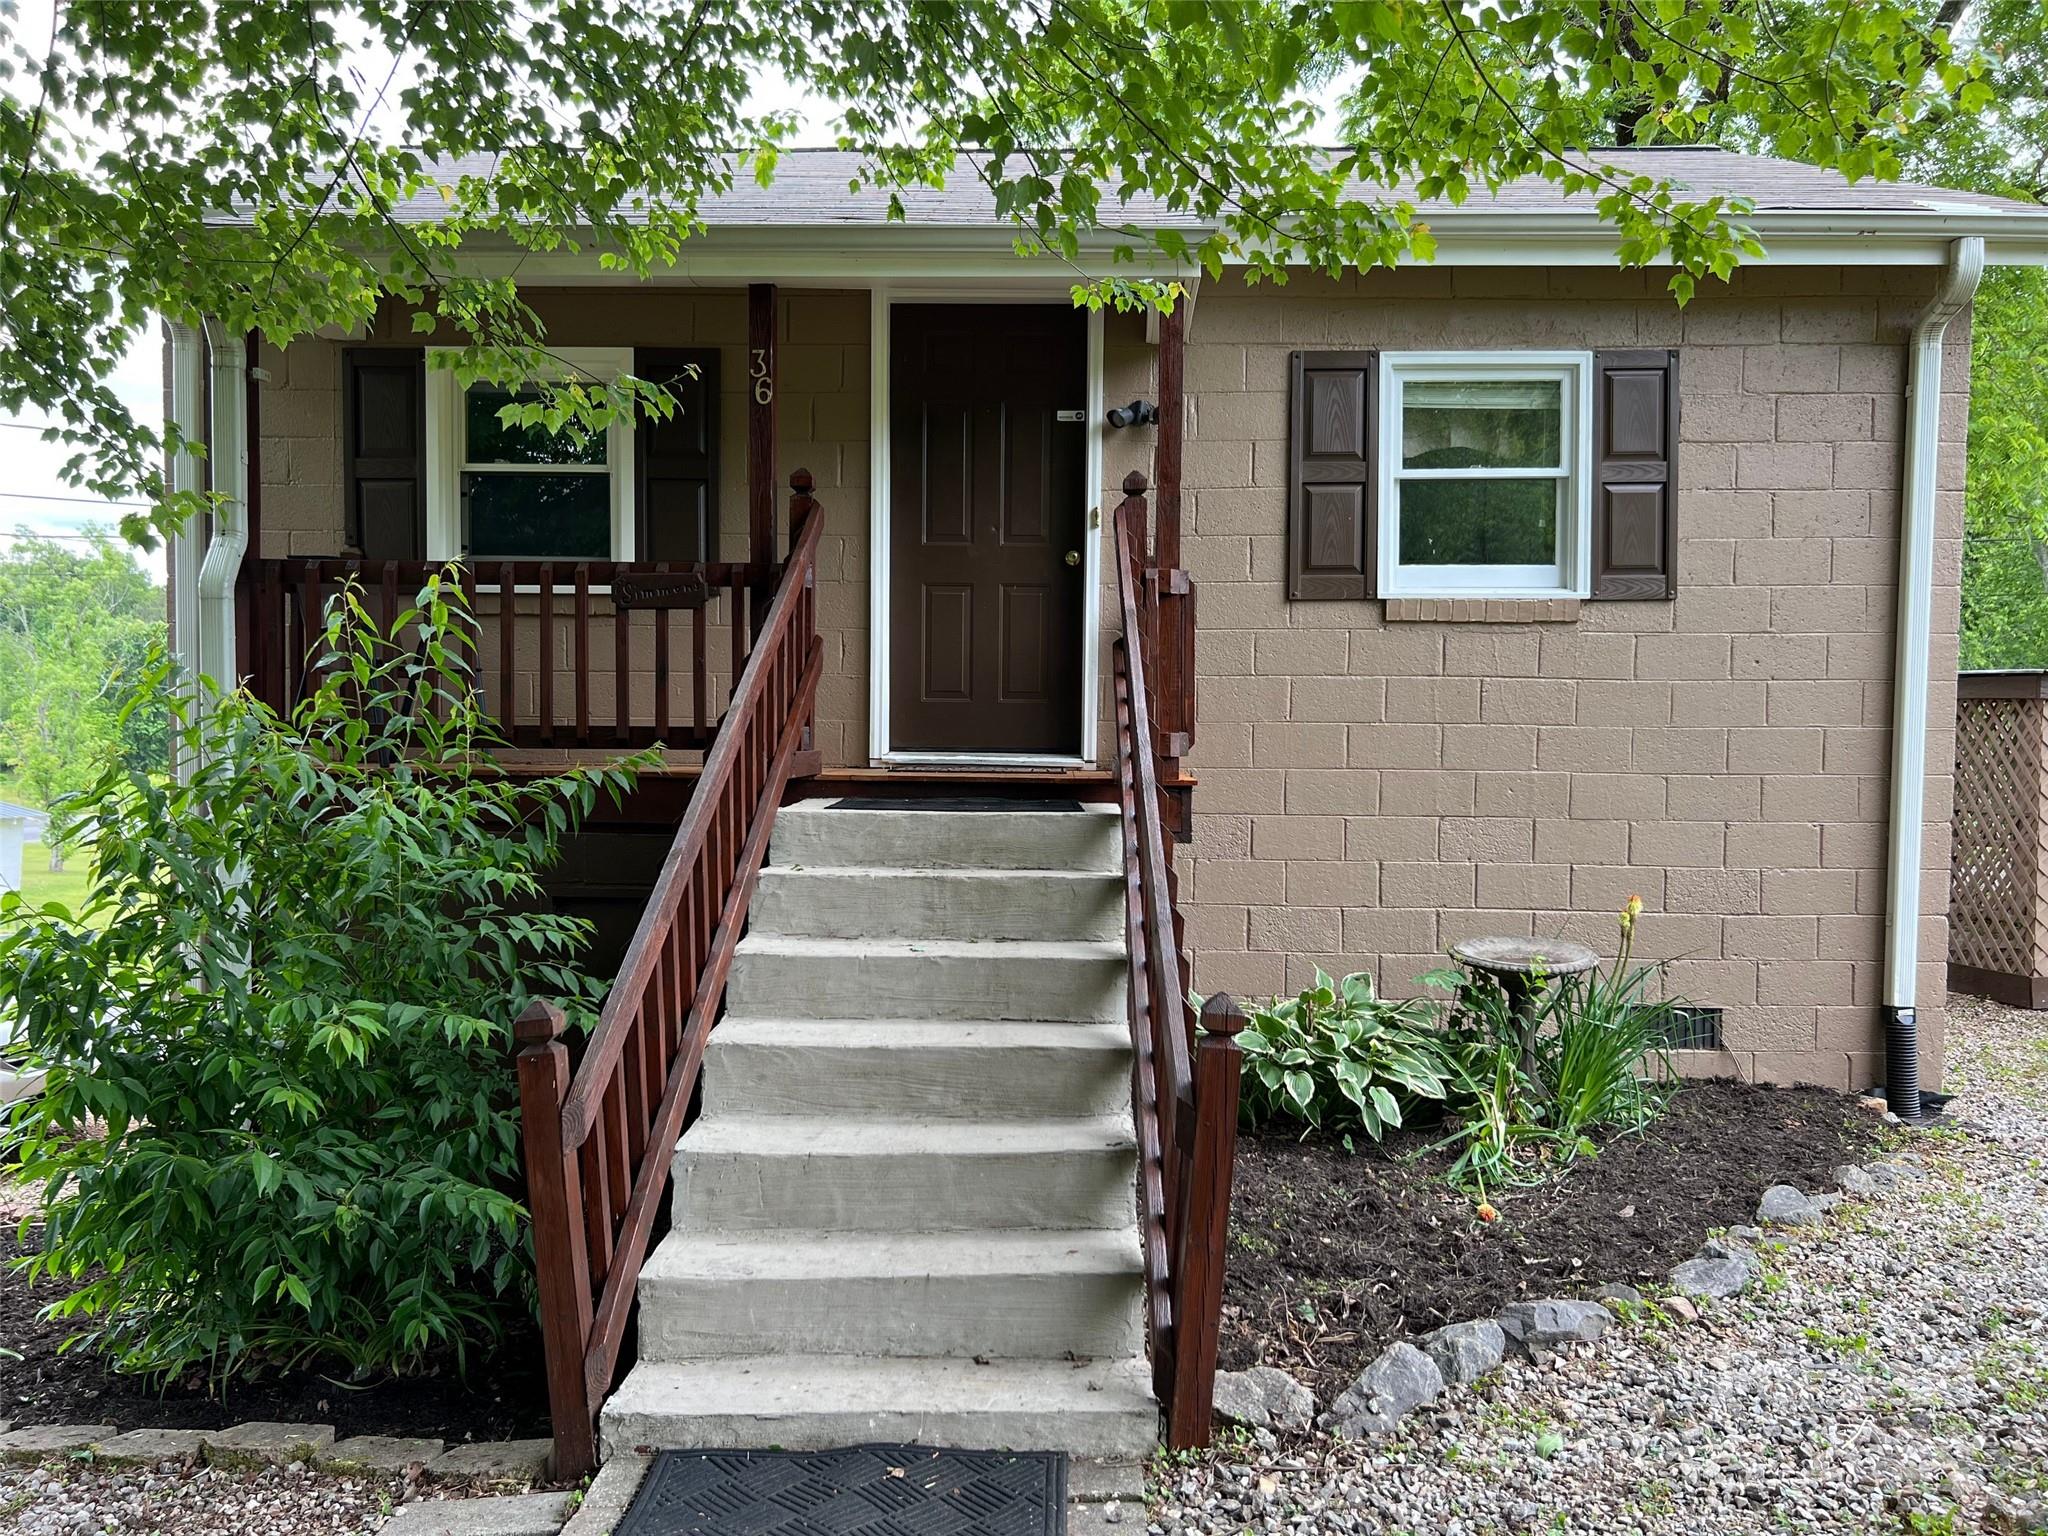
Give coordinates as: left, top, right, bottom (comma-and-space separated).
890, 303, 1088, 755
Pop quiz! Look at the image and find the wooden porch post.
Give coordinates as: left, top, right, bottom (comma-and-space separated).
1154, 301, 1194, 829
748, 283, 778, 637
1167, 992, 1246, 1449
514, 999, 597, 1480
1155, 305, 1184, 574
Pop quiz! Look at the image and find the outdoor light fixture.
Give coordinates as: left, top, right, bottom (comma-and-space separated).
1106, 398, 1159, 428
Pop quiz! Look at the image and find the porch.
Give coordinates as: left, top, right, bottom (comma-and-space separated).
194, 285, 1216, 1476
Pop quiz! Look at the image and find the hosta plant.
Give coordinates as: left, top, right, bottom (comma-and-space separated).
1235, 969, 1454, 1139
0, 573, 647, 1384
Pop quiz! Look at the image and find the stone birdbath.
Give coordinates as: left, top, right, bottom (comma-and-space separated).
1447, 936, 1602, 1089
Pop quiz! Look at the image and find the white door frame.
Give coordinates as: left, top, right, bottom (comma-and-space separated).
868, 286, 1106, 767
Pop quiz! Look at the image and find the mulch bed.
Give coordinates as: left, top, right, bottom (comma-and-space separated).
0, 1228, 550, 1441
1218, 1078, 1881, 1401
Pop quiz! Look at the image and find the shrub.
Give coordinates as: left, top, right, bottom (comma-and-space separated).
1235, 969, 1453, 1138
0, 574, 646, 1383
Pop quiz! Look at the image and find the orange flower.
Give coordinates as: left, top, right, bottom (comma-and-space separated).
1620, 893, 1643, 933
1477, 1202, 1499, 1223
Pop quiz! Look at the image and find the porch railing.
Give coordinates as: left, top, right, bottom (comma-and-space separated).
241, 538, 790, 752
1110, 470, 1241, 1447
512, 484, 824, 1478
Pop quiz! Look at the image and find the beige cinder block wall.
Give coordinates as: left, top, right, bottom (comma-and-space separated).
1171, 265, 1967, 1091
251, 287, 873, 765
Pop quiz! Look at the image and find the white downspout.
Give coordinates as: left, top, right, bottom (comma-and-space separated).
1883, 235, 1984, 1121
196, 318, 249, 697
165, 321, 207, 778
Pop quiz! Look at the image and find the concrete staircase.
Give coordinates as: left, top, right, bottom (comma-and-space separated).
600, 798, 1159, 1458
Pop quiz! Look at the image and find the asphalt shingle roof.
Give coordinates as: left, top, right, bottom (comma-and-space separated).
390, 146, 2039, 228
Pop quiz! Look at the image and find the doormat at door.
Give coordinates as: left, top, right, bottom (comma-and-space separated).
614, 1446, 1067, 1536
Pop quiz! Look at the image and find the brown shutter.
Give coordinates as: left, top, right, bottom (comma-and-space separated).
343, 348, 426, 559
1287, 350, 1378, 600
634, 348, 721, 563
1589, 348, 1679, 599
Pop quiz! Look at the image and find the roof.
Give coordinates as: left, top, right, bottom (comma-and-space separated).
397, 145, 2037, 223
382, 146, 2048, 271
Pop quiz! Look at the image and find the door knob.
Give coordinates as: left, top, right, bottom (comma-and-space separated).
1064, 550, 1081, 567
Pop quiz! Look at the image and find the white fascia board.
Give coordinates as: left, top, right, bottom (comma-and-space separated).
374, 204, 2048, 287
1383, 208, 2048, 266
449, 226, 1202, 286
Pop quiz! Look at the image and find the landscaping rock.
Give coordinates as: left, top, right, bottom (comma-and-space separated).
207, 1421, 336, 1460
1696, 1235, 1754, 1262
324, 1434, 444, 1472
99, 1427, 209, 1462
1212, 1366, 1314, 1432
1670, 1255, 1757, 1300
378, 1491, 574, 1536
561, 1452, 652, 1536
430, 1438, 553, 1481
1495, 1298, 1611, 1357
1663, 1295, 1701, 1322
1416, 1319, 1506, 1384
1727, 1224, 1765, 1243
0, 1424, 116, 1457
1835, 1163, 1880, 1197
1596, 1282, 1644, 1306
1756, 1184, 1826, 1227
1318, 1343, 1445, 1439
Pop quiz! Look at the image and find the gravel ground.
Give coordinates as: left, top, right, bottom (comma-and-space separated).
1154, 994, 2048, 1536
0, 1458, 409, 1535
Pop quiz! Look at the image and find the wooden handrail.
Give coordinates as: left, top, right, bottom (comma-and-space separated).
1109, 471, 1241, 1448
515, 476, 824, 1479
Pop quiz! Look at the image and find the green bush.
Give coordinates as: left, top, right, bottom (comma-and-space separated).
1235, 969, 1453, 1138
1237, 905, 1682, 1195
0, 574, 645, 1383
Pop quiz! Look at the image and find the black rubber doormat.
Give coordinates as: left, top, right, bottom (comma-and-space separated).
615, 1446, 1067, 1536
829, 797, 1085, 813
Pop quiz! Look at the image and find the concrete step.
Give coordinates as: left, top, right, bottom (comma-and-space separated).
674, 1114, 1137, 1232
637, 1229, 1144, 1361
725, 936, 1126, 1022
702, 1019, 1133, 1120
600, 1355, 1159, 1458
750, 865, 1124, 942
769, 799, 1121, 873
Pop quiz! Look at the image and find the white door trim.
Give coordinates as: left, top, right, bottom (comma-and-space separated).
867, 288, 1105, 768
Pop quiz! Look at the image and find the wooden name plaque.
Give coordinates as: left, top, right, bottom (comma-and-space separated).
612, 571, 711, 610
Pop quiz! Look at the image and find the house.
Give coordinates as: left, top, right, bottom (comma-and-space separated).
162, 146, 2048, 1469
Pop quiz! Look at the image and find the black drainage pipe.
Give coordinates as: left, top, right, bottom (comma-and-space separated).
1883, 1005, 1922, 1123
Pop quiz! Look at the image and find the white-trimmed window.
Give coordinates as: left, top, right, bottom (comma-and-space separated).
425, 347, 636, 562
1376, 351, 1592, 598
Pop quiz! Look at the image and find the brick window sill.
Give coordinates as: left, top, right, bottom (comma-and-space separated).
1382, 597, 1583, 624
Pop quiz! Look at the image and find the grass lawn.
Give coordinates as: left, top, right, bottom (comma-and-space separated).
6, 842, 93, 916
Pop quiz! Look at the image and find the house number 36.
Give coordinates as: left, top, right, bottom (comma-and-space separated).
751, 348, 774, 405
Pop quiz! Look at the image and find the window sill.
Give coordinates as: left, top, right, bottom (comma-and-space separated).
1383, 596, 1583, 624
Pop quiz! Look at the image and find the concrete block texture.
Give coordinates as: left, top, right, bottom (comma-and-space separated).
1172, 266, 1960, 1087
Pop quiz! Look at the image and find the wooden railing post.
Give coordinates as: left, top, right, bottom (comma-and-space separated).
515, 999, 597, 1481
787, 469, 821, 767
1167, 992, 1246, 1449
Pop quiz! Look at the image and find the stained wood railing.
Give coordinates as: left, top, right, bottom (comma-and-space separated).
513, 483, 824, 1478
1111, 470, 1242, 1448
242, 543, 781, 752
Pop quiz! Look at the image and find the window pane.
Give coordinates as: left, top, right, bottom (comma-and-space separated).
465, 388, 607, 467
1402, 379, 1563, 469
1398, 477, 1559, 566
464, 472, 610, 558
